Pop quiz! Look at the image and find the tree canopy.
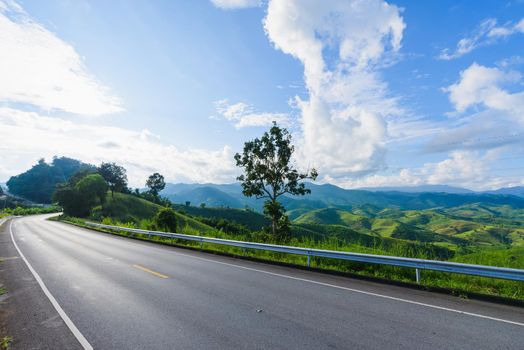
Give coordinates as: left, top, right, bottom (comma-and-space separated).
146, 173, 166, 198
98, 162, 128, 197
53, 172, 108, 217
234, 122, 317, 240
7, 157, 94, 203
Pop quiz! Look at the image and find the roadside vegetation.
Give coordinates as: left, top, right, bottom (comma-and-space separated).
0, 206, 60, 217
5, 124, 524, 301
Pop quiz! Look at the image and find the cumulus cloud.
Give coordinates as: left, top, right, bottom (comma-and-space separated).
210, 0, 261, 10
264, 0, 405, 178
0, 0, 123, 115
214, 99, 289, 128
439, 17, 524, 60
0, 108, 237, 186
425, 63, 524, 154
445, 63, 521, 112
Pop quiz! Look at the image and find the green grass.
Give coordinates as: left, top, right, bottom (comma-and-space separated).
0, 336, 12, 350
92, 193, 215, 233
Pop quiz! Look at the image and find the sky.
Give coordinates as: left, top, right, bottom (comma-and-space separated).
1, 0, 524, 190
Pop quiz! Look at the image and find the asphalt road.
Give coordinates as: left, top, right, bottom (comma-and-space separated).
2, 215, 524, 349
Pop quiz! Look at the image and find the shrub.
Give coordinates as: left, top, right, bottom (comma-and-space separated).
155, 208, 178, 232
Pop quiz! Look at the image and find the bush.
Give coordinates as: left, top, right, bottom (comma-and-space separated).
154, 208, 178, 232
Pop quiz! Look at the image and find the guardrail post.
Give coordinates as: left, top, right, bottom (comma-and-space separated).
200, 238, 203, 252
415, 268, 421, 284
307, 252, 311, 267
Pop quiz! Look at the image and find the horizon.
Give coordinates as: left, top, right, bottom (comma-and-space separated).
2, 0, 524, 190
2, 157, 523, 193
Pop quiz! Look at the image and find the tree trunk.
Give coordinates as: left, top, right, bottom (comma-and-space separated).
271, 198, 277, 237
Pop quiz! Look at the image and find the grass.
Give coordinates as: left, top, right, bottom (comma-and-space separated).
91, 193, 216, 233
0, 337, 12, 350
59, 215, 524, 301
1, 206, 60, 216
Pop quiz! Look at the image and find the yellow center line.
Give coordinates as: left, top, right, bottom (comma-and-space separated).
132, 264, 169, 279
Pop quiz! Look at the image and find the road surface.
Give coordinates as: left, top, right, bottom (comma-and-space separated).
1, 214, 523, 349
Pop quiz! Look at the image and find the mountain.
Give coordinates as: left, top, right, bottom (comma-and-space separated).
485, 186, 524, 197
161, 182, 524, 212
359, 185, 474, 194
167, 186, 243, 208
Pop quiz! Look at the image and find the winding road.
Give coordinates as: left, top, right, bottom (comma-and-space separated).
1, 214, 523, 349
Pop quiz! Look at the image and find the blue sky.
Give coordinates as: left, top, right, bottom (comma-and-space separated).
1, 0, 524, 190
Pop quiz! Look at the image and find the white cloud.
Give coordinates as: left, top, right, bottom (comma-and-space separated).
439, 17, 524, 60
0, 108, 237, 186
214, 99, 289, 128
210, 0, 261, 10
264, 0, 405, 178
422, 63, 524, 155
335, 150, 515, 191
445, 63, 521, 112
0, 0, 123, 116
444, 63, 524, 120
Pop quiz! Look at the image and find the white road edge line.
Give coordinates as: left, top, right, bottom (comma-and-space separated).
9, 220, 94, 350
174, 251, 524, 327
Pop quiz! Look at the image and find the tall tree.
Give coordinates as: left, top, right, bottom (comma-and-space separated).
234, 122, 317, 240
98, 162, 128, 198
146, 173, 166, 199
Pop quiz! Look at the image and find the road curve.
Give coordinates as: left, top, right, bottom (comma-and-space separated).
2, 214, 524, 349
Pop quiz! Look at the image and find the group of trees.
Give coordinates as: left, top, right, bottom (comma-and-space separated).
7, 157, 94, 203
53, 164, 121, 217
54, 170, 108, 217
54, 160, 171, 218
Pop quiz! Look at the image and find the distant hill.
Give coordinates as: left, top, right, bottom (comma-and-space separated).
359, 184, 474, 194
7, 157, 95, 203
293, 205, 524, 249
485, 186, 524, 197
167, 186, 243, 208
161, 182, 524, 212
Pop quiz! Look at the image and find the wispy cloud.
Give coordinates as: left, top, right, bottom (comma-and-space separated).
0, 0, 123, 116
439, 17, 524, 60
214, 99, 289, 128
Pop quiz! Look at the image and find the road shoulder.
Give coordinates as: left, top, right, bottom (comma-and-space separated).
0, 218, 82, 350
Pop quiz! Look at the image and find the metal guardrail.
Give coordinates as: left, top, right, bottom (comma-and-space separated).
84, 222, 524, 283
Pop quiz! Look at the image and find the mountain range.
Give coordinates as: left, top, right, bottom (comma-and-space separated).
161, 183, 524, 213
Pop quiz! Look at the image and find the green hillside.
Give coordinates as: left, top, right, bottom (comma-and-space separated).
172, 204, 269, 231
94, 193, 214, 233
292, 206, 524, 250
